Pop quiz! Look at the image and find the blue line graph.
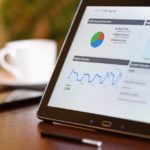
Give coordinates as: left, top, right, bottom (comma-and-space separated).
67, 69, 122, 86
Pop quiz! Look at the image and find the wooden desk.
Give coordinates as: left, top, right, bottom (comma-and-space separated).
0, 104, 149, 150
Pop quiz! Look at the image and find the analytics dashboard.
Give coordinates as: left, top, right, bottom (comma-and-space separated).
48, 7, 150, 124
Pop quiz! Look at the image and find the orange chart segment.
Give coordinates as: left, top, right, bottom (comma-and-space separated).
98, 32, 104, 40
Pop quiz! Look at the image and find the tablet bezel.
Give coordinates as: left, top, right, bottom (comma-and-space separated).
38, 0, 150, 139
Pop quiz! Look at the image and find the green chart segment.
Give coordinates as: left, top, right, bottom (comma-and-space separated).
91, 32, 104, 48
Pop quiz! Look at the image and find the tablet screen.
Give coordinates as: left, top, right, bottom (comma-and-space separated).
48, 6, 150, 124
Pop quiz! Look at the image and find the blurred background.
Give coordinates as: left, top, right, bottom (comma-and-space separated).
0, 0, 80, 51
0, 0, 80, 105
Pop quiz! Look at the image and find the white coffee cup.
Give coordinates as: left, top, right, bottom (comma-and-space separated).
0, 39, 57, 84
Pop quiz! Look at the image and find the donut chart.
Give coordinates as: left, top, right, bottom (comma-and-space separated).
91, 32, 104, 48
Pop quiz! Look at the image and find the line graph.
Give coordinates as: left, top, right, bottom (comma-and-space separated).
67, 69, 122, 86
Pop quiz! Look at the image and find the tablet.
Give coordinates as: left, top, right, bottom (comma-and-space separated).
38, 0, 150, 139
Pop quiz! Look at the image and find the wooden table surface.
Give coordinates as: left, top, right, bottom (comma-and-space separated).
0, 104, 149, 150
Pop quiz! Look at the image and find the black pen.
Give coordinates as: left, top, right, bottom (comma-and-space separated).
41, 131, 102, 147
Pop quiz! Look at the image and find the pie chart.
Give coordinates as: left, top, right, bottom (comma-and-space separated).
91, 32, 104, 48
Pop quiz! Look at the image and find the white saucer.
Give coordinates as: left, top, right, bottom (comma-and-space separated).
0, 79, 47, 89
0, 70, 49, 89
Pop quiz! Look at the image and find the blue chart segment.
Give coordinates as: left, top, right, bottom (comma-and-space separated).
68, 69, 122, 86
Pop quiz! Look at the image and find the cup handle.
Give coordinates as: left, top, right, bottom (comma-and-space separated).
0, 48, 21, 79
